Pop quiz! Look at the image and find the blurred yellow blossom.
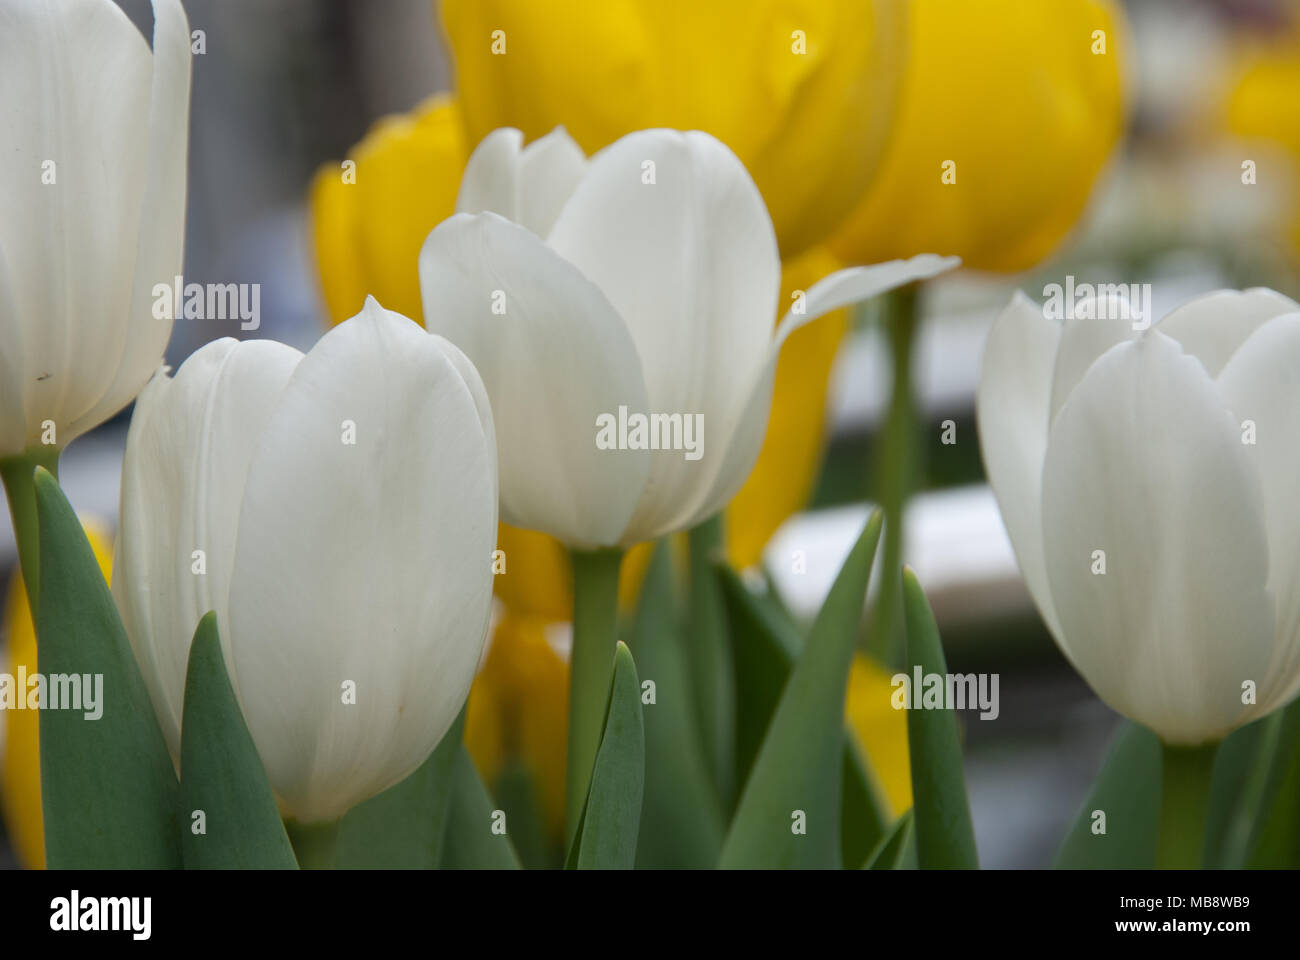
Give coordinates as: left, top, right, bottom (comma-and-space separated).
829, 0, 1127, 272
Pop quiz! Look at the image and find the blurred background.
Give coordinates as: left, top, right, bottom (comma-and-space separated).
3, 0, 1300, 868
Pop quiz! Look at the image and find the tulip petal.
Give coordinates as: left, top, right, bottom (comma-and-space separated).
1216, 313, 1300, 712
546, 130, 780, 540
456, 126, 587, 238
976, 293, 1065, 648
0, 0, 153, 444
1040, 331, 1274, 744
227, 302, 497, 822
73, 0, 192, 440
113, 338, 303, 759
419, 212, 650, 547
1157, 288, 1300, 380
1047, 290, 1137, 424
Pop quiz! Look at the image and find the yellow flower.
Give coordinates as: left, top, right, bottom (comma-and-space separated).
845, 654, 912, 817
1222, 31, 1300, 251
438, 0, 905, 258
2, 516, 113, 870
464, 613, 569, 837
829, 0, 1128, 272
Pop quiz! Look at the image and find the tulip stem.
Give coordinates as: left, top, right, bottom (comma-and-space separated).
0, 446, 62, 617
870, 285, 920, 667
286, 818, 340, 870
1156, 740, 1219, 869
566, 546, 624, 844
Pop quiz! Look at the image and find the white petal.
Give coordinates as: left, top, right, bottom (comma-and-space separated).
1216, 312, 1300, 712
1157, 287, 1300, 379
975, 292, 1066, 650
663, 254, 962, 542
546, 129, 780, 540
0, 0, 152, 444
113, 337, 303, 760
227, 302, 497, 823
1047, 290, 1137, 424
68, 0, 192, 441
419, 212, 650, 548
1040, 331, 1274, 744
455, 126, 587, 237
774, 255, 961, 346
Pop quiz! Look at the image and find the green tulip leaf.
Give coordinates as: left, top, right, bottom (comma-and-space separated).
440, 746, 522, 869
685, 514, 735, 811
1245, 698, 1300, 868
33, 466, 182, 868
628, 543, 724, 868
1203, 715, 1275, 869
719, 509, 883, 869
1053, 721, 1160, 869
334, 707, 467, 869
863, 810, 915, 869
719, 561, 891, 867
179, 611, 296, 869
902, 566, 979, 869
566, 641, 645, 869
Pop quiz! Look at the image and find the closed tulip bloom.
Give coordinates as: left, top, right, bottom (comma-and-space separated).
113, 300, 498, 823
439, 0, 905, 258
0, 0, 190, 456
420, 127, 957, 550
978, 288, 1300, 744
829, 0, 1126, 272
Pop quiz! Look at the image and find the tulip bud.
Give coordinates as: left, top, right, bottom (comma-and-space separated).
419, 126, 958, 550
113, 300, 498, 823
0, 0, 191, 457
978, 287, 1300, 743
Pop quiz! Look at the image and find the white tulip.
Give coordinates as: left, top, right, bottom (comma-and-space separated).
113, 300, 498, 823
419, 126, 959, 549
0, 0, 191, 456
978, 287, 1300, 744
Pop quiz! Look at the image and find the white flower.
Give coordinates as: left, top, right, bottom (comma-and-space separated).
978, 287, 1300, 743
113, 300, 498, 823
419, 126, 958, 549
0, 0, 191, 456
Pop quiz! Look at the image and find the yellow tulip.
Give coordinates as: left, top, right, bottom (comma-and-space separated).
438, 0, 906, 258
1223, 32, 1300, 251
1, 516, 113, 870
829, 0, 1127, 272
845, 654, 912, 817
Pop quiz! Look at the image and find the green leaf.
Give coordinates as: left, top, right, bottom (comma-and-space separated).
863, 810, 915, 869
334, 707, 467, 869
567, 641, 645, 869
901, 566, 978, 869
719, 563, 890, 866
440, 746, 522, 869
1053, 722, 1160, 869
1245, 698, 1300, 868
1204, 715, 1275, 869
33, 467, 181, 868
719, 509, 883, 869
628, 543, 724, 868
179, 612, 296, 869
685, 514, 735, 811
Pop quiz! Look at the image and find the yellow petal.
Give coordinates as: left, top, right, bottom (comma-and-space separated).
829, 0, 1127, 272
309, 93, 467, 326
439, 0, 905, 257
725, 246, 849, 569
464, 613, 569, 838
845, 654, 912, 817
2, 516, 114, 870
